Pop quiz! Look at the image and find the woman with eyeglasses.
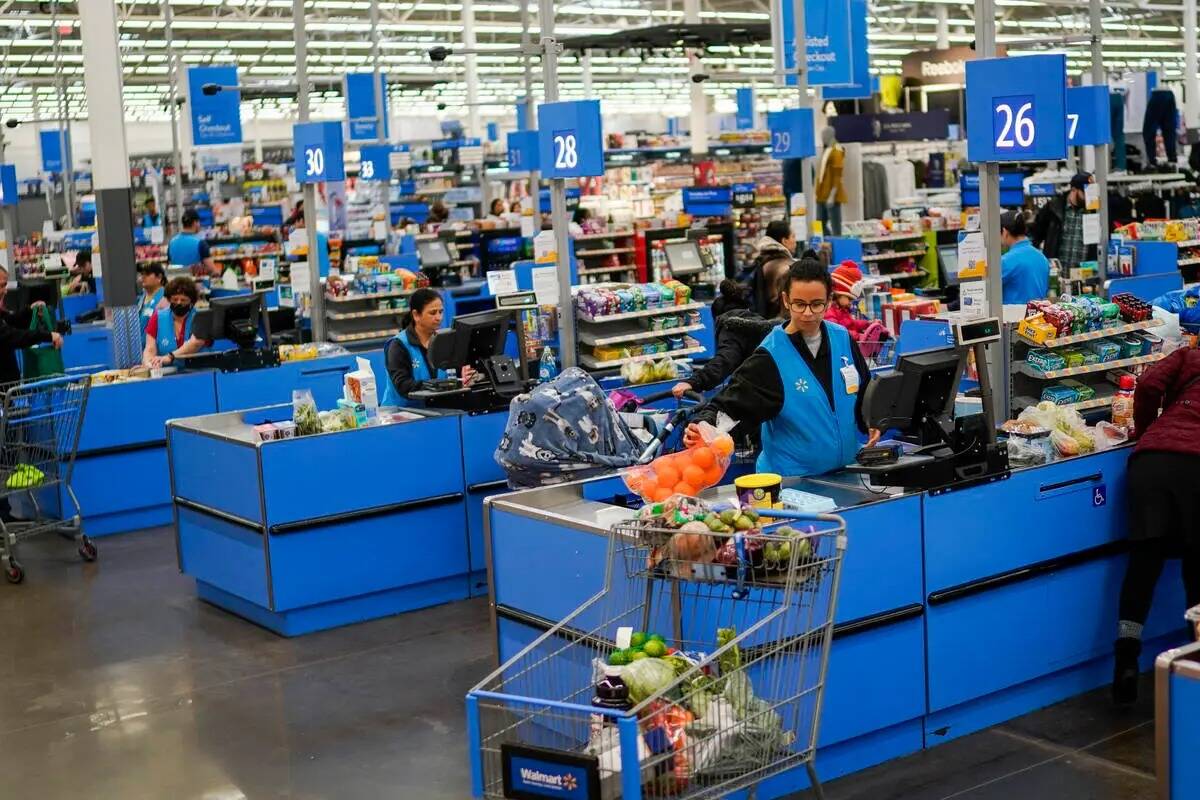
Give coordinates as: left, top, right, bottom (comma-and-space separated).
685, 257, 879, 477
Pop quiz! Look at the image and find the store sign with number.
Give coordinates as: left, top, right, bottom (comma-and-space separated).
732, 182, 756, 208
507, 130, 540, 172
965, 54, 1067, 162
358, 144, 393, 182
0, 165, 16, 207
1065, 85, 1111, 146
537, 100, 605, 179
766, 108, 817, 160
293, 121, 345, 184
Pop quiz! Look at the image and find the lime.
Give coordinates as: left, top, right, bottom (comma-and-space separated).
649, 633, 666, 643
608, 649, 631, 666
629, 650, 649, 661
630, 631, 648, 649
642, 640, 667, 658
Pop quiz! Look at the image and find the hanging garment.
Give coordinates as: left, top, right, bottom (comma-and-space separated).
1143, 89, 1178, 166
1111, 90, 1127, 171
882, 158, 917, 206
861, 161, 890, 219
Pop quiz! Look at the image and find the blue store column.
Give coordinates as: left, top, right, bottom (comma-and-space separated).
78, 0, 142, 368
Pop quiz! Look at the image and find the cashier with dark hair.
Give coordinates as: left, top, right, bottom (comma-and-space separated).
142, 277, 208, 368
1000, 210, 1050, 304
383, 289, 447, 407
685, 258, 879, 477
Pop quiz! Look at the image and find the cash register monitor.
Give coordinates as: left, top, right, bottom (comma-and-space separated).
863, 347, 964, 442
192, 293, 268, 350
664, 240, 705, 276
417, 238, 453, 270
427, 309, 509, 372
15, 278, 60, 312
938, 245, 960, 286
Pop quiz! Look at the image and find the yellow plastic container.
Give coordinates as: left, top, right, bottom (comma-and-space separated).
734, 473, 782, 509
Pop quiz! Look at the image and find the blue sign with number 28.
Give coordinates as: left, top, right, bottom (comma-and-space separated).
537, 100, 604, 179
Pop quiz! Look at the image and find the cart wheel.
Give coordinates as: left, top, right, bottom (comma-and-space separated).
6, 560, 23, 584
78, 537, 97, 563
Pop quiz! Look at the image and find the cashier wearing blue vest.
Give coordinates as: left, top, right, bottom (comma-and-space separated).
168, 210, 218, 277
141, 277, 209, 368
384, 289, 447, 406
137, 262, 169, 333
686, 258, 880, 477
141, 197, 161, 229
999, 210, 1050, 305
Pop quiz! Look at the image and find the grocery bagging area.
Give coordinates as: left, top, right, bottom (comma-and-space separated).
5, 0, 1200, 798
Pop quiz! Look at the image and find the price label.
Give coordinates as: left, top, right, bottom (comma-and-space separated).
732, 183, 756, 208
766, 109, 816, 160
537, 100, 604, 178
966, 55, 1066, 163
293, 121, 345, 184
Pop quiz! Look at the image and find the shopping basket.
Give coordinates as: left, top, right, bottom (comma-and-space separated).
467, 507, 846, 799
0, 373, 95, 584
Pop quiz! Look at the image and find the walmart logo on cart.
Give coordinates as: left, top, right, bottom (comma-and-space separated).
519, 768, 577, 792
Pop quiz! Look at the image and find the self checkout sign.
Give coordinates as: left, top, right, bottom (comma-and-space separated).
537, 100, 605, 178
767, 108, 816, 160
293, 121, 345, 183
965, 54, 1067, 163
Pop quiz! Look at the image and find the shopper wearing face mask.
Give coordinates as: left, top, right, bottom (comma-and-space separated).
1030, 172, 1096, 273
142, 277, 209, 368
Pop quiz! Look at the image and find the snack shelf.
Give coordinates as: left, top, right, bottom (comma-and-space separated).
327, 328, 396, 343
325, 289, 417, 304
576, 247, 636, 257
871, 269, 927, 281
862, 248, 927, 262
326, 307, 407, 321
212, 251, 280, 262
858, 231, 926, 244
576, 301, 704, 324
1016, 317, 1163, 348
1013, 384, 1116, 414
574, 230, 634, 241
1175, 238, 1200, 248
1178, 256, 1200, 267
1015, 352, 1165, 380
578, 322, 705, 347
579, 344, 705, 369
578, 265, 637, 276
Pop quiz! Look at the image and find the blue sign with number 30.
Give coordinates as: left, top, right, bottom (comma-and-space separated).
966, 54, 1066, 163
293, 121, 345, 184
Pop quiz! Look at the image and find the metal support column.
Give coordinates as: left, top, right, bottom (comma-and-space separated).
792, 0, 814, 237
935, 6, 950, 50
1186, 0, 1200, 130
537, 0, 576, 368
463, 0, 482, 139
1090, 0, 1108, 260
78, 0, 141, 367
975, 0, 1006, 424
371, 0, 387, 143
520, 0, 539, 204
685, 0, 708, 155
52, 5, 75, 228
30, 89, 55, 223
294, 0, 325, 342
163, 0, 185, 231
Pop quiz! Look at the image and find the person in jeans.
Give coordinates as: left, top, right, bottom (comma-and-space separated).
1112, 346, 1200, 704
1031, 172, 1096, 272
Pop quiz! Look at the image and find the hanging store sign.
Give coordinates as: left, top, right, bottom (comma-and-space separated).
0, 165, 16, 207
344, 72, 390, 141
538, 187, 581, 213
821, 0, 871, 100
1066, 85, 1112, 147
965, 54, 1067, 163
293, 121, 345, 183
186, 65, 243, 146
39, 130, 70, 173
828, 111, 949, 143
507, 130, 540, 171
735, 88, 755, 130
901, 46, 1005, 86
538, 100, 605, 178
779, 0, 856, 87
459, 138, 484, 167
389, 145, 412, 171
683, 186, 732, 217
767, 108, 816, 159
358, 144, 394, 182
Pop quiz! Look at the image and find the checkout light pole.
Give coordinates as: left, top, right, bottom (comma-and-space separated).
791, 0, 815, 237
294, 0, 326, 342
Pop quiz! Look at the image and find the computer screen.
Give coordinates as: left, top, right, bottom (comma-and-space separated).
938, 245, 960, 287
664, 240, 705, 276
194, 293, 267, 349
428, 309, 509, 371
863, 347, 964, 439
15, 279, 60, 312
417, 239, 453, 269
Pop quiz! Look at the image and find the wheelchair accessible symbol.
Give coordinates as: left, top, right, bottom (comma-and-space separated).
1093, 484, 1107, 507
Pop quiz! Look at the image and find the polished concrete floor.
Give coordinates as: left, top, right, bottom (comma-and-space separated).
0, 528, 1159, 799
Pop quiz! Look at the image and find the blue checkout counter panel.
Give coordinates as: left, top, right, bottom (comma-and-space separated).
167, 405, 477, 636
482, 447, 1188, 796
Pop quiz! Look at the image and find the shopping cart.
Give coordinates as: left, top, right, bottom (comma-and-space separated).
467, 507, 846, 799
0, 374, 94, 584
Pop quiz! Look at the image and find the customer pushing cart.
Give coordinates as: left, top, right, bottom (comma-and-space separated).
0, 374, 94, 583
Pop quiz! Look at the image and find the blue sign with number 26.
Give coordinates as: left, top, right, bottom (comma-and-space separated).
966, 54, 1066, 163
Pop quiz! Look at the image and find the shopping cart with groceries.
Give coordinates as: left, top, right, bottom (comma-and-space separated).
467, 504, 847, 799
0, 374, 94, 584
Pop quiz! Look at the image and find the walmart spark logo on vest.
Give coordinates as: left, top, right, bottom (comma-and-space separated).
795, 378, 810, 393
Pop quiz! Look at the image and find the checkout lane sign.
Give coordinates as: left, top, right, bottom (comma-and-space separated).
965, 54, 1066, 163
293, 121, 345, 183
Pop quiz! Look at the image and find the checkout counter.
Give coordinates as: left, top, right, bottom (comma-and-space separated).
479, 318, 1188, 795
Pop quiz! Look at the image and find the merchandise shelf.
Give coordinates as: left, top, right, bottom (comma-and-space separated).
576, 301, 704, 324
1013, 384, 1116, 414
872, 269, 927, 281
575, 247, 636, 257
574, 230, 634, 241
1016, 318, 1163, 348
862, 248, 927, 262
578, 266, 636, 276
577, 322, 705, 347
1015, 352, 1165, 380
579, 344, 705, 369
327, 329, 396, 343
1175, 239, 1200, 248
858, 231, 926, 244
326, 307, 407, 321
325, 289, 416, 304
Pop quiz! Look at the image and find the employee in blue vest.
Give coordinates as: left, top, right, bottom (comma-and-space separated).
141, 197, 161, 229
382, 288, 476, 407
167, 210, 218, 276
999, 210, 1050, 305
141, 277, 209, 368
685, 258, 879, 477
136, 262, 169, 333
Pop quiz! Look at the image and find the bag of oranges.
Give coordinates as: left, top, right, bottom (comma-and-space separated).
622, 421, 735, 503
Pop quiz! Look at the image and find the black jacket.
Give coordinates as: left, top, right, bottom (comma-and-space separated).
691, 322, 872, 434
687, 311, 779, 393
0, 305, 50, 384
1030, 194, 1098, 264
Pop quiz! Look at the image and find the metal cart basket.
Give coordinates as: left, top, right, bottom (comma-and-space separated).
467, 508, 846, 800
0, 374, 94, 583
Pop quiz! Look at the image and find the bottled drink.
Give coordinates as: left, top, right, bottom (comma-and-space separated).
1112, 374, 1136, 432
538, 346, 558, 383
590, 665, 631, 737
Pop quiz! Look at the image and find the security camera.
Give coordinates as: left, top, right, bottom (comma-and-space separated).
429, 46, 451, 63
691, 73, 710, 84
437, 102, 447, 111
201, 83, 221, 96
4, 118, 18, 129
